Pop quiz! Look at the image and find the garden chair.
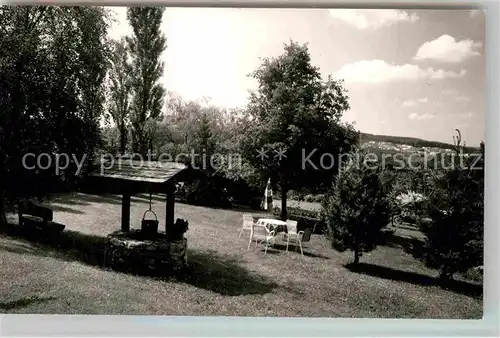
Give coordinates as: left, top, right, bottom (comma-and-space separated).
238, 214, 255, 241
286, 219, 298, 234
286, 228, 312, 256
285, 219, 299, 249
252, 225, 278, 254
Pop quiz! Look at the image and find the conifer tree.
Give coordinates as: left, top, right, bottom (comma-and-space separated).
418, 131, 484, 281
323, 156, 391, 264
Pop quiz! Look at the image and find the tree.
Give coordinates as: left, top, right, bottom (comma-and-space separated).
126, 7, 166, 156
0, 6, 110, 227
243, 40, 359, 219
417, 131, 484, 281
322, 157, 391, 264
74, 7, 113, 155
107, 37, 132, 154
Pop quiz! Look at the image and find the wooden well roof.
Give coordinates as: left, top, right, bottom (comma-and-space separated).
89, 159, 189, 184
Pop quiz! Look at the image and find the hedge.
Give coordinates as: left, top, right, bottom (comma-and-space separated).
271, 206, 326, 234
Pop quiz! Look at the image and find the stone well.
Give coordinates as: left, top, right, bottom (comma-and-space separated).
104, 229, 187, 276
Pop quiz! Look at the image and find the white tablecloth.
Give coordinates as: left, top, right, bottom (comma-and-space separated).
256, 218, 287, 233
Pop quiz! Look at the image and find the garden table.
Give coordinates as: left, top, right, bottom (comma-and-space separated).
256, 218, 288, 234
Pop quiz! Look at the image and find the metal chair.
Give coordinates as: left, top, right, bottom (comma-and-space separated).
286, 228, 312, 256
253, 225, 278, 254
238, 214, 255, 241
285, 219, 299, 253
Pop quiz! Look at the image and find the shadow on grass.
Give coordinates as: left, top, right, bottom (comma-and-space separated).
0, 296, 57, 311
386, 232, 429, 264
1, 224, 108, 267
384, 230, 425, 256
13, 193, 123, 215
345, 262, 482, 298
179, 250, 277, 296
251, 241, 330, 259
1, 223, 277, 297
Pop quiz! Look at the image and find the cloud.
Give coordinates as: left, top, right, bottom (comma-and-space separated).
442, 88, 459, 95
456, 95, 471, 102
441, 89, 470, 102
401, 97, 428, 108
414, 34, 482, 63
402, 100, 417, 108
457, 111, 474, 118
409, 112, 435, 121
335, 59, 466, 84
328, 9, 418, 30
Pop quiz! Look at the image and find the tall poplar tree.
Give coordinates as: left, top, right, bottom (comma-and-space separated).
126, 7, 166, 156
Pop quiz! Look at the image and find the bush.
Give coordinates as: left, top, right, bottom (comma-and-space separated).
461, 266, 483, 283
222, 179, 262, 208
271, 206, 325, 233
304, 194, 326, 203
282, 190, 304, 201
303, 194, 315, 202
250, 197, 264, 210
183, 177, 232, 208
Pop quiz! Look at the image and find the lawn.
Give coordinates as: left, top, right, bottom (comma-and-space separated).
0, 192, 482, 318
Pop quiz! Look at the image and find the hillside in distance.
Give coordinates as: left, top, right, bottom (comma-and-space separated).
359, 132, 479, 153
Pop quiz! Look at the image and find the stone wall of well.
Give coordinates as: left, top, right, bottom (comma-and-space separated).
105, 230, 187, 275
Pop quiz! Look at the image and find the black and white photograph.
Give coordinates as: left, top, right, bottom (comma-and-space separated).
0, 7, 484, 319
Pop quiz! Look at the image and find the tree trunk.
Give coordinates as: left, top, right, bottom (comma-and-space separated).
353, 247, 360, 264
148, 137, 153, 157
280, 184, 287, 221
119, 123, 126, 155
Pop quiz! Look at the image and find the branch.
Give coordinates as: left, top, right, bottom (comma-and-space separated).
28, 7, 47, 33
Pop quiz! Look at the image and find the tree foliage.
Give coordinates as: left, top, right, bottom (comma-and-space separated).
417, 134, 484, 280
107, 37, 132, 154
0, 6, 111, 225
160, 93, 242, 206
243, 40, 359, 219
126, 7, 166, 156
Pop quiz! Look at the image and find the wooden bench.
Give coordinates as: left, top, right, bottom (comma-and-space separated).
18, 201, 65, 234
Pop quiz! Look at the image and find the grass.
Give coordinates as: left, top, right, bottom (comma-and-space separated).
0, 192, 482, 317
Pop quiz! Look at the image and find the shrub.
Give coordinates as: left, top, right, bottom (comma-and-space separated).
271, 206, 325, 233
303, 194, 315, 202
285, 190, 305, 201
222, 179, 262, 208
183, 177, 232, 208
311, 194, 326, 203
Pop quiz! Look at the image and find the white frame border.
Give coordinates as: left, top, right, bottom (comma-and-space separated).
0, 1, 498, 336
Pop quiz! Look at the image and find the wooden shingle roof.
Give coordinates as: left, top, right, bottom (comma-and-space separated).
89, 159, 188, 184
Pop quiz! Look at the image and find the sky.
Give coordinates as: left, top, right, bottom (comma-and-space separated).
108, 8, 485, 146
